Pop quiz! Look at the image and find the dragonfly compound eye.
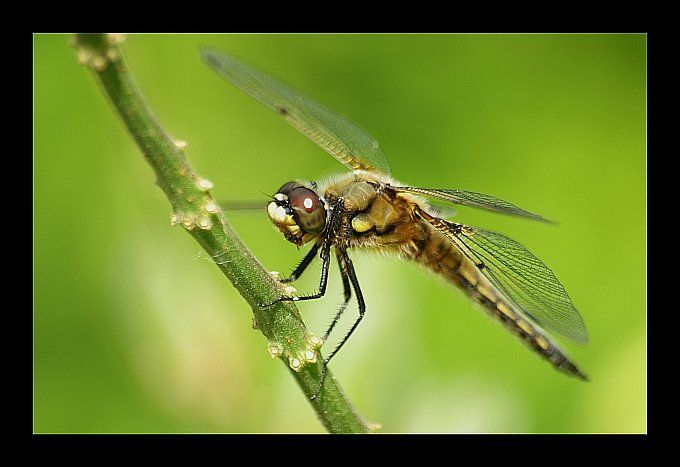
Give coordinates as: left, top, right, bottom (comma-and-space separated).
289, 187, 326, 234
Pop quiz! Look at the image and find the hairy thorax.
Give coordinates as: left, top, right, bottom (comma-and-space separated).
320, 171, 435, 260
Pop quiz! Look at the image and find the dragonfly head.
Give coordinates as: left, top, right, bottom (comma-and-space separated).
267, 181, 327, 246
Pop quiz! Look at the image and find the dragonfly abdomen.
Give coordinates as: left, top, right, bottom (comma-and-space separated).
416, 228, 588, 381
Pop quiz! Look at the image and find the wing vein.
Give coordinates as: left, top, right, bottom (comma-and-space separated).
436, 219, 588, 344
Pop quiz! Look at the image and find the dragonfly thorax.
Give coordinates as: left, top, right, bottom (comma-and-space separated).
267, 181, 327, 246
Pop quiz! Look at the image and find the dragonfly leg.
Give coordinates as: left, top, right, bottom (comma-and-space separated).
322, 254, 352, 342
258, 242, 331, 307
311, 247, 364, 400
259, 198, 345, 308
324, 249, 365, 365
280, 242, 320, 283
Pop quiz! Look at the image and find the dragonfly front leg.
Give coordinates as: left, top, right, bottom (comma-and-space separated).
259, 198, 345, 308
279, 242, 320, 284
258, 242, 331, 308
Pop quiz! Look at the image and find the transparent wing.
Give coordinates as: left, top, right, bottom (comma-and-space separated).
220, 201, 268, 212
394, 187, 552, 223
439, 220, 588, 344
200, 48, 391, 175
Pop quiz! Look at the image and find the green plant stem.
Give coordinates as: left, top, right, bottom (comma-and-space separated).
73, 33, 374, 434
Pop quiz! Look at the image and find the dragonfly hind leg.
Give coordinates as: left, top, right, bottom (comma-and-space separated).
322, 253, 353, 342
311, 249, 366, 400
324, 250, 365, 365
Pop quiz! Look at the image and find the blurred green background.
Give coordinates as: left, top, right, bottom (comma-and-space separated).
34, 34, 646, 433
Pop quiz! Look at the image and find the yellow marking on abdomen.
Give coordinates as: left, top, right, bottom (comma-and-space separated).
456, 261, 479, 287
534, 335, 550, 351
515, 319, 535, 337
475, 282, 498, 305
496, 301, 516, 321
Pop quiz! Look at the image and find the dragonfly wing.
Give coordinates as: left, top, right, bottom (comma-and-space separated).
200, 48, 391, 175
394, 187, 552, 223
439, 220, 588, 344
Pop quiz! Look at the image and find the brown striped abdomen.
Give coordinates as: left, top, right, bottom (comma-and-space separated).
414, 223, 588, 381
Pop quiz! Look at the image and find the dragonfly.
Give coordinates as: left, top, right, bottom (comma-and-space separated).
200, 48, 589, 400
